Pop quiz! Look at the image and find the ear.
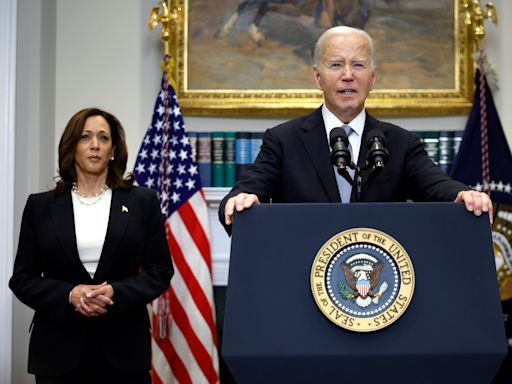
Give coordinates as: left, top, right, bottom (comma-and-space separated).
313, 65, 322, 91
370, 68, 377, 91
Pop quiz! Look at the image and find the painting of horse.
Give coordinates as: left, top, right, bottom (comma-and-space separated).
185, 0, 455, 92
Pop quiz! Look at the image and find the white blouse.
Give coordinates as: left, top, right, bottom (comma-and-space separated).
71, 189, 112, 279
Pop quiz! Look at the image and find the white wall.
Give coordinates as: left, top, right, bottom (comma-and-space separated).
13, 1, 57, 383
1, 0, 16, 382
10, 0, 512, 383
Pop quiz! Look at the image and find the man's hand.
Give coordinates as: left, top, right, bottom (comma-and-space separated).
224, 193, 260, 225
455, 190, 493, 223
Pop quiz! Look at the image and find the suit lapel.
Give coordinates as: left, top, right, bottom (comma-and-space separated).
353, 112, 387, 200
50, 190, 91, 278
95, 188, 133, 280
357, 112, 372, 171
298, 108, 341, 202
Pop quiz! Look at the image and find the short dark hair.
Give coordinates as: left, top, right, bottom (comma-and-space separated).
54, 107, 134, 195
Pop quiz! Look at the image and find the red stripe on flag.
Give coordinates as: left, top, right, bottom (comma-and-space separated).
169, 288, 219, 382
168, 342, 193, 384
151, 367, 164, 384
167, 225, 218, 344
180, 200, 213, 275
152, 319, 193, 384
151, 311, 173, 367
151, 311, 172, 383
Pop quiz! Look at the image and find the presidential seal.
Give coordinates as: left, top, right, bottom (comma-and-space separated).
310, 228, 415, 332
493, 206, 512, 301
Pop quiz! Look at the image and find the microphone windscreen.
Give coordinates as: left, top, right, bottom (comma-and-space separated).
329, 127, 349, 148
366, 129, 386, 147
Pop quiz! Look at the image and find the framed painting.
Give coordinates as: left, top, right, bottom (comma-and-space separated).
171, 0, 474, 116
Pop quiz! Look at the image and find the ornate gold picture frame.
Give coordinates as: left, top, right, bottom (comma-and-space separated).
172, 0, 474, 117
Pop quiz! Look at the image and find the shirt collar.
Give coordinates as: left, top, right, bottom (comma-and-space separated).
322, 105, 366, 138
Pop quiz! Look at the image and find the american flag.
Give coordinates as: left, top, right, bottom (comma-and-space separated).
134, 68, 219, 383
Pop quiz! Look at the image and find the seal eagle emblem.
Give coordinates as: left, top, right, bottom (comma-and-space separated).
341, 254, 387, 308
311, 228, 415, 332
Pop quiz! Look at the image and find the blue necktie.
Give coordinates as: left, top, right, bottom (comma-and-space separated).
334, 125, 354, 203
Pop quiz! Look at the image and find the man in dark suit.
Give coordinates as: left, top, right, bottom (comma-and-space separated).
219, 26, 492, 234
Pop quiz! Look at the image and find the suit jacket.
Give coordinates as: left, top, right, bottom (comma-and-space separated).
9, 186, 173, 375
219, 108, 468, 233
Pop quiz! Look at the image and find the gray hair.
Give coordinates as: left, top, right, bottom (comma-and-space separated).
313, 26, 376, 70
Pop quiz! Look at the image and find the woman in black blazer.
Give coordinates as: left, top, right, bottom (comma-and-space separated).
10, 108, 174, 384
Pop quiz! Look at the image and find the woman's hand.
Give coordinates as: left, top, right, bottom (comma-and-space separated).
69, 282, 114, 317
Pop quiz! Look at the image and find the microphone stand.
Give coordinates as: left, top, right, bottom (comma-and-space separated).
359, 163, 385, 199
354, 165, 362, 202
335, 162, 361, 202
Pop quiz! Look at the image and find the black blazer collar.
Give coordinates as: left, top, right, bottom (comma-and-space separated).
94, 188, 133, 280
51, 190, 90, 280
298, 107, 341, 202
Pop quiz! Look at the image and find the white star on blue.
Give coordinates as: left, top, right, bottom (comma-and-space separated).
133, 77, 203, 217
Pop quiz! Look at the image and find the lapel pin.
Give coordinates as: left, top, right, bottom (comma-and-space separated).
122, 205, 129, 213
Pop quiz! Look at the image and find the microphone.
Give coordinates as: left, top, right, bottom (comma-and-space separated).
329, 127, 351, 172
366, 129, 389, 171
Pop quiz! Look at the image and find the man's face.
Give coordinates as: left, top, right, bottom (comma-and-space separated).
313, 32, 376, 123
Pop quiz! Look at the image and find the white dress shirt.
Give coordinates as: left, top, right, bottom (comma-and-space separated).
322, 105, 367, 202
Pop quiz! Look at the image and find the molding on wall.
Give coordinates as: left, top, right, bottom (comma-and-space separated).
204, 187, 231, 286
0, 0, 16, 382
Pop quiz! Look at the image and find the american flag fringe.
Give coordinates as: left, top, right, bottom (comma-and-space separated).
134, 56, 219, 384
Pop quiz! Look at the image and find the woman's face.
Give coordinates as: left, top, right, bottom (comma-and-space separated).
74, 115, 115, 181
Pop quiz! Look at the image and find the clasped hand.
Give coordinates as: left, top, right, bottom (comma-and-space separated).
69, 281, 114, 317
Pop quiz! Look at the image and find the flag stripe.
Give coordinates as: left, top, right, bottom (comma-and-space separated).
189, 192, 211, 242
167, 217, 214, 312
151, 337, 174, 384
171, 269, 218, 359
168, 204, 213, 307
169, 317, 205, 383
167, 223, 218, 341
168, 342, 193, 384
180, 200, 213, 275
169, 287, 218, 381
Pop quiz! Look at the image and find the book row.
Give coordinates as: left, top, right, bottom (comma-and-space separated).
188, 130, 464, 188
188, 131, 263, 188
416, 130, 464, 175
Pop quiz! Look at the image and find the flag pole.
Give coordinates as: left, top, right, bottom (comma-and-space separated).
148, 0, 182, 88
463, 0, 498, 194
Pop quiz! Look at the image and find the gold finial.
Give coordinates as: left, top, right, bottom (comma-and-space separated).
463, 0, 498, 45
148, 0, 182, 86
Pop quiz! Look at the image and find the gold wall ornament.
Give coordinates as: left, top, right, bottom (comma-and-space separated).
463, 0, 498, 45
148, 0, 182, 86
172, 0, 475, 117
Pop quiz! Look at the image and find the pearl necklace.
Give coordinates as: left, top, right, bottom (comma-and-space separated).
72, 182, 109, 206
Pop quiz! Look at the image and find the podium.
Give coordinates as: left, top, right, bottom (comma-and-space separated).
222, 203, 506, 383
